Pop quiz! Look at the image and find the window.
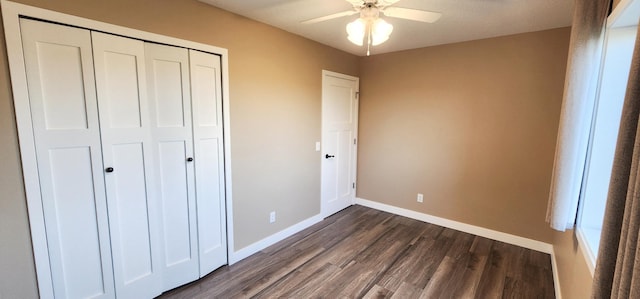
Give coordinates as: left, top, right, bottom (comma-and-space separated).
577, 0, 640, 274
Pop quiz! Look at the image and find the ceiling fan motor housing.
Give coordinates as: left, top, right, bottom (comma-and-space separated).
360, 2, 380, 20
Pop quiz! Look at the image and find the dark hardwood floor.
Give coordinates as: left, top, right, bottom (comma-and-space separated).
159, 205, 555, 298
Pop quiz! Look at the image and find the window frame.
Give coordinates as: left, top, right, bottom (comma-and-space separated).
576, 0, 640, 275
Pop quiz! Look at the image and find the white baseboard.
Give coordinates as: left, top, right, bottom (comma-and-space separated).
355, 197, 553, 254
228, 214, 323, 264
551, 248, 562, 299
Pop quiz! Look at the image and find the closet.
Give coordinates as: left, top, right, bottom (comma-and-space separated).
18, 18, 227, 298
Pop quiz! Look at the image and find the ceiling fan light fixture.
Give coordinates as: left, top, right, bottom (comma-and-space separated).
346, 18, 366, 46
345, 14, 393, 48
371, 18, 393, 46
302, 0, 442, 54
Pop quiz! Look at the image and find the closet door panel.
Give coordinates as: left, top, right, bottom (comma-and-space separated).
153, 59, 186, 128
145, 43, 199, 290
111, 143, 153, 281
197, 138, 224, 253
157, 141, 192, 261
48, 147, 109, 298
92, 32, 162, 299
36, 43, 88, 130
102, 52, 143, 128
20, 19, 114, 299
190, 50, 227, 276
193, 67, 218, 126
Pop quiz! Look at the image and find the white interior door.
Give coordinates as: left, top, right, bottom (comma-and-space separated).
145, 43, 200, 290
189, 50, 228, 276
19, 19, 115, 299
321, 71, 359, 217
92, 32, 162, 298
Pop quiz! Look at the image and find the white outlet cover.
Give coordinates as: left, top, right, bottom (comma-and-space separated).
269, 211, 276, 223
315, 142, 320, 151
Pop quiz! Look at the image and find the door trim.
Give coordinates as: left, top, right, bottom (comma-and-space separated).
320, 70, 359, 217
1, 2, 234, 297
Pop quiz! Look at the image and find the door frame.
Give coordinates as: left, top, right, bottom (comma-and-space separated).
1, 2, 235, 297
320, 70, 360, 217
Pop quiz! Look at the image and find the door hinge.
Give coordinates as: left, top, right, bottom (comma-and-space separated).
354, 138, 357, 145
355, 91, 359, 99
353, 182, 356, 189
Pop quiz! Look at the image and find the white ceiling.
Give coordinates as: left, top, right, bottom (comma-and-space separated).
199, 0, 574, 56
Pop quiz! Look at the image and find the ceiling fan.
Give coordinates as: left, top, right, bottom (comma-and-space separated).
302, 0, 441, 55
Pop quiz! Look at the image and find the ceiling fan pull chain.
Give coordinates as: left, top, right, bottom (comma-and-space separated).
367, 24, 372, 56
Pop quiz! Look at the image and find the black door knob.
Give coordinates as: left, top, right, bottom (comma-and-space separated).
187, 157, 194, 162
325, 154, 335, 159
105, 167, 114, 173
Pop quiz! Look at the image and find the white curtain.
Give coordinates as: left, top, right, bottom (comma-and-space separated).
546, 0, 611, 231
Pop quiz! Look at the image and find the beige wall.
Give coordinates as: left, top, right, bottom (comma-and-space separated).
357, 27, 571, 243
0, 0, 358, 297
554, 230, 594, 299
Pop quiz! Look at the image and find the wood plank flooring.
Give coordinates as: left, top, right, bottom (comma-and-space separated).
158, 205, 555, 298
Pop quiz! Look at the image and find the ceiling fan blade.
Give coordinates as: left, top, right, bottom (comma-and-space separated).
344, 0, 364, 6
382, 7, 442, 23
345, 0, 401, 6
377, 0, 402, 7
301, 10, 358, 24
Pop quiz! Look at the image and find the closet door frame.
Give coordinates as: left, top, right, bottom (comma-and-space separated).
1, 2, 234, 298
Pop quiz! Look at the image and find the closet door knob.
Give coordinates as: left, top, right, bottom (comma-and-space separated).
325, 154, 335, 159
105, 167, 114, 173
186, 157, 194, 162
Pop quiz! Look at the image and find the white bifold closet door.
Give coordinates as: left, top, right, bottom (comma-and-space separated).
144, 43, 199, 290
144, 44, 228, 287
190, 50, 228, 276
92, 32, 163, 298
18, 18, 227, 299
20, 18, 115, 299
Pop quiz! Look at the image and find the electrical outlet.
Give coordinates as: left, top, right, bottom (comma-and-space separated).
417, 193, 424, 203
269, 211, 276, 223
